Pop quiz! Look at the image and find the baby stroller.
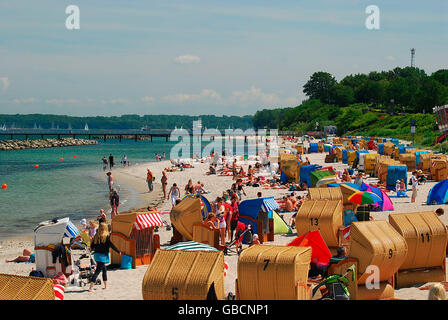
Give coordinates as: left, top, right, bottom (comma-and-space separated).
72, 242, 101, 287
311, 264, 356, 300
224, 222, 252, 256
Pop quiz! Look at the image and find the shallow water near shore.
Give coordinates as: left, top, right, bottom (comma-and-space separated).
0, 138, 178, 239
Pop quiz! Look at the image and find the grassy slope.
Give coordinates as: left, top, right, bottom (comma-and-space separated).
346, 112, 438, 149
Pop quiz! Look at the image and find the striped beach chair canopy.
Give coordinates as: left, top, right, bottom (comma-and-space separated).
134, 212, 164, 230
34, 217, 80, 247
165, 241, 218, 251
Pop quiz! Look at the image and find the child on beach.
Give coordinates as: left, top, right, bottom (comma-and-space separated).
203, 213, 218, 230
88, 220, 98, 243
168, 183, 180, 207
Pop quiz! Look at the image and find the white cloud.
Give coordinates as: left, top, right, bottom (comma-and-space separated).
161, 86, 297, 108
162, 89, 221, 104
0, 77, 10, 92
141, 96, 155, 103
46, 99, 80, 104
12, 97, 39, 104
386, 56, 396, 61
174, 55, 201, 64
230, 86, 297, 107
101, 98, 131, 105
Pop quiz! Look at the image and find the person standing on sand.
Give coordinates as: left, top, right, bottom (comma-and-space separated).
168, 183, 180, 208
102, 156, 108, 171
109, 189, 120, 217
161, 170, 168, 198
224, 200, 233, 240
106, 172, 114, 191
146, 169, 154, 192
229, 195, 239, 241
185, 179, 194, 194
162, 152, 166, 160
411, 171, 418, 203
89, 222, 121, 292
122, 155, 127, 168
215, 198, 227, 246
232, 159, 237, 180
109, 154, 114, 170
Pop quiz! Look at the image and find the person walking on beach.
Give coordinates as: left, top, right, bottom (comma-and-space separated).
89, 222, 121, 292
162, 152, 166, 160
168, 183, 180, 208
109, 189, 120, 217
161, 170, 168, 198
122, 155, 127, 168
106, 172, 114, 191
109, 154, 114, 170
102, 156, 108, 171
411, 171, 418, 203
146, 169, 154, 192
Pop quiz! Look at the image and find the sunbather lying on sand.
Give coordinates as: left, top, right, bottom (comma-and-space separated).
6, 249, 35, 263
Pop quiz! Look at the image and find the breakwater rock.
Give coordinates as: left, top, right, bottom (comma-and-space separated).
0, 138, 98, 151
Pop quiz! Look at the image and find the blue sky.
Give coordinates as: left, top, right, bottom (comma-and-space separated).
0, 0, 447, 116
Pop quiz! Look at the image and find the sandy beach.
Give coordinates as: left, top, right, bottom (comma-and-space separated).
1, 142, 448, 300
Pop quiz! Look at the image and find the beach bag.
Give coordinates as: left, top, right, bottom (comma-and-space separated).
120, 254, 133, 269
29, 270, 44, 278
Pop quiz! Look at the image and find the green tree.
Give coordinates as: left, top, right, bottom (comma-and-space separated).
416, 78, 448, 113
432, 69, 448, 87
303, 72, 337, 103
330, 84, 354, 107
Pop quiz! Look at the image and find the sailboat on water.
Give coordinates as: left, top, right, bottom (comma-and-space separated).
84, 123, 89, 131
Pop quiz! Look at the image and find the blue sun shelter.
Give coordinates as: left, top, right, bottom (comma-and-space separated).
386, 166, 408, 191
309, 143, 319, 153
378, 144, 384, 155
427, 180, 448, 205
237, 197, 280, 243
300, 164, 321, 187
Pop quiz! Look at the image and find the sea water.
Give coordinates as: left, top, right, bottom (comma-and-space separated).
0, 138, 177, 239
0, 136, 263, 239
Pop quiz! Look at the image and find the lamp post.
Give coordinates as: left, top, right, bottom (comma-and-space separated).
410, 119, 416, 146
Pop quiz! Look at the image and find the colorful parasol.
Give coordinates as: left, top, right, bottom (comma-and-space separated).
348, 191, 382, 205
